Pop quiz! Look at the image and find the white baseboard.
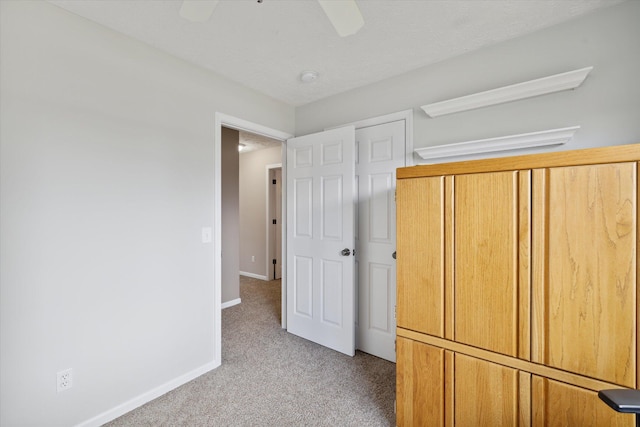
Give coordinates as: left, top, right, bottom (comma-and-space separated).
239, 271, 269, 281
221, 298, 241, 309
77, 360, 219, 427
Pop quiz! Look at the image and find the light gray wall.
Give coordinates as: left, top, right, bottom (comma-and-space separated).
296, 1, 640, 162
221, 128, 240, 303
0, 1, 293, 426
239, 146, 282, 278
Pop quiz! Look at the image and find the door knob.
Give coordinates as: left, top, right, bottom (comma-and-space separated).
341, 248, 351, 256
392, 251, 396, 259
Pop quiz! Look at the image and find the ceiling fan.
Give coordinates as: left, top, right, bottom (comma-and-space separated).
179, 0, 365, 37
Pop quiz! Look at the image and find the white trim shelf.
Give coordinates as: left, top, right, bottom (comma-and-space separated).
414, 126, 580, 161
420, 67, 593, 118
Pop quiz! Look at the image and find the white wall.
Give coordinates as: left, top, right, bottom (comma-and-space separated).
239, 146, 282, 278
296, 1, 640, 161
0, 1, 293, 426
221, 128, 240, 303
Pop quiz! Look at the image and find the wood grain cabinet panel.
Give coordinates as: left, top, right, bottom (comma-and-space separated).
396, 177, 445, 336
396, 337, 444, 426
454, 171, 525, 357
454, 354, 521, 427
532, 376, 634, 427
538, 163, 637, 387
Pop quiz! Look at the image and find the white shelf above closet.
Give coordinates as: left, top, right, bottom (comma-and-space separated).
420, 67, 593, 118
414, 126, 580, 161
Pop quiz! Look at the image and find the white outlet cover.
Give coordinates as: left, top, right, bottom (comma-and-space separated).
57, 368, 73, 392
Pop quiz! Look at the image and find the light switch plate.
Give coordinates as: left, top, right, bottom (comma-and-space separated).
201, 227, 212, 243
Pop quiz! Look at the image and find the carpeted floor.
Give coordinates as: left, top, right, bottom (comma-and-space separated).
105, 276, 396, 426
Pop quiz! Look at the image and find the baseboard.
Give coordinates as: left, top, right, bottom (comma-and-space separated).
239, 271, 269, 281
77, 360, 219, 427
221, 298, 241, 309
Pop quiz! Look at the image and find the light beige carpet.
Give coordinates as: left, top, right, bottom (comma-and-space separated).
105, 276, 396, 426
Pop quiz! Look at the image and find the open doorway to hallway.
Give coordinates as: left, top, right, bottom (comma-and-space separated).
220, 127, 284, 330
214, 113, 293, 365
220, 128, 282, 310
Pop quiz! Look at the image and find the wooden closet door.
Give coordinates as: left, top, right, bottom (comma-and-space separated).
533, 163, 637, 387
397, 177, 445, 336
454, 171, 530, 357
532, 377, 634, 427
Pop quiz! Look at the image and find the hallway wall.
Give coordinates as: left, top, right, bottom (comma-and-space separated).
239, 146, 282, 279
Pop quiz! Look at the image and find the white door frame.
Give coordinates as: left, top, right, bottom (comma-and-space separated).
214, 113, 292, 364
265, 163, 282, 281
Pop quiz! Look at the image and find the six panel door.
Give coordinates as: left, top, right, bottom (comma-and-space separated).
354, 120, 406, 362
286, 126, 356, 356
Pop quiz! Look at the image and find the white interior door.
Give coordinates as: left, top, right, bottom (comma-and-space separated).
355, 120, 405, 362
286, 126, 355, 356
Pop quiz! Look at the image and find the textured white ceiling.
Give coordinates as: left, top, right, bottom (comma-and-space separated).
239, 130, 281, 154
49, 0, 624, 106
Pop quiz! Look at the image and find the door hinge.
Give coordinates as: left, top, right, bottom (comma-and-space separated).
394, 305, 396, 320
272, 219, 277, 224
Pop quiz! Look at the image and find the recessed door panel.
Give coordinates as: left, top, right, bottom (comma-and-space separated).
370, 137, 393, 163
321, 175, 343, 241
321, 259, 343, 326
321, 140, 343, 165
294, 146, 312, 168
369, 262, 391, 332
294, 256, 313, 318
294, 178, 312, 238
369, 173, 393, 243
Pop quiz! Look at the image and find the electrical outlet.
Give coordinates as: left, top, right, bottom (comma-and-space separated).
251, 255, 255, 262
57, 368, 73, 392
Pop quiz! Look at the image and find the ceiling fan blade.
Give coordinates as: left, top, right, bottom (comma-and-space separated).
179, 0, 219, 23
318, 0, 364, 37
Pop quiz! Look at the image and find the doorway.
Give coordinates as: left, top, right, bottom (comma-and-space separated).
214, 113, 292, 365
214, 111, 413, 365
